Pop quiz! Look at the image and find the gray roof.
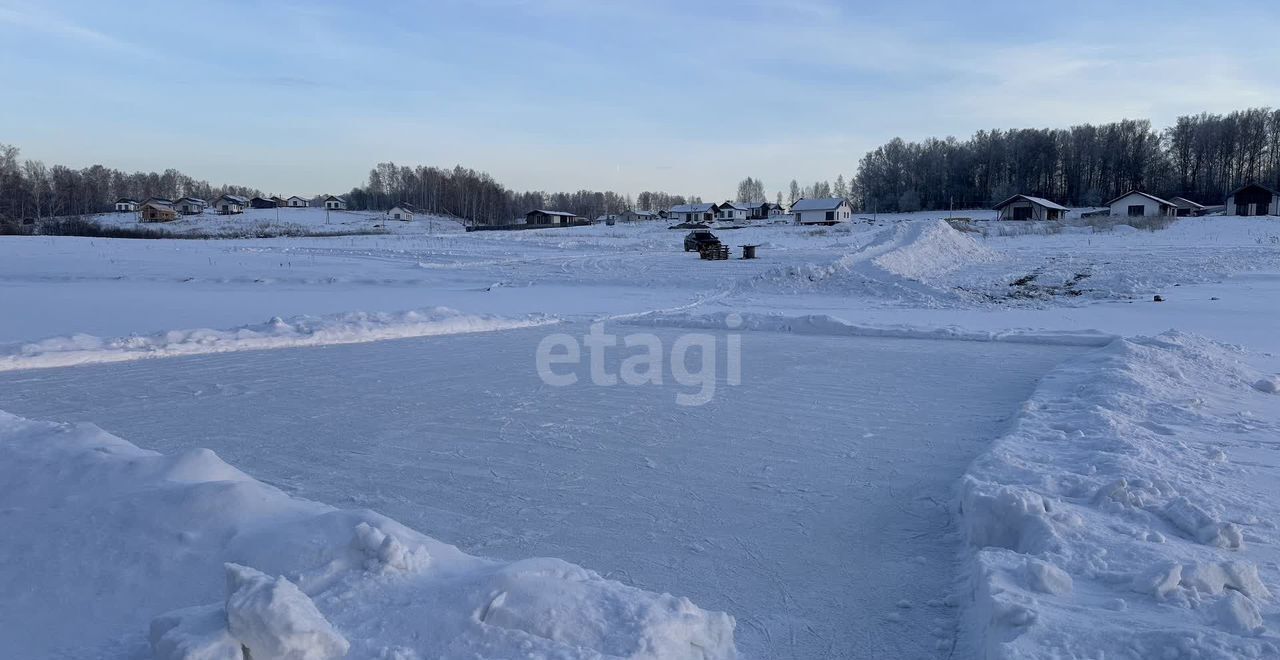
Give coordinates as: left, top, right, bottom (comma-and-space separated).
216, 194, 249, 204
790, 197, 849, 212
527, 209, 578, 217
1169, 197, 1206, 209
670, 203, 717, 214
993, 194, 1069, 212
1106, 190, 1176, 208
142, 200, 175, 211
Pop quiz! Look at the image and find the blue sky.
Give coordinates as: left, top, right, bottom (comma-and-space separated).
2, 0, 1278, 200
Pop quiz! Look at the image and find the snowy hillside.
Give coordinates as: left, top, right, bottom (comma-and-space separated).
88, 206, 467, 237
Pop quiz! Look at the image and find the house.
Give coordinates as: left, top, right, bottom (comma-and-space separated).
270, 196, 289, 208
176, 197, 207, 215
791, 197, 853, 225
595, 213, 620, 224
1106, 191, 1177, 218
1225, 183, 1280, 216
1170, 197, 1208, 217
213, 194, 247, 215
716, 202, 750, 223
286, 196, 309, 208
668, 203, 719, 224
524, 209, 583, 226
766, 202, 787, 217
139, 200, 179, 223
250, 196, 278, 209
114, 198, 139, 212
323, 195, 347, 210
993, 194, 1068, 221
388, 204, 414, 221
733, 201, 773, 220
620, 210, 659, 223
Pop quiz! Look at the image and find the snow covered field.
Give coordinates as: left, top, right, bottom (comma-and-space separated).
2, 213, 1280, 658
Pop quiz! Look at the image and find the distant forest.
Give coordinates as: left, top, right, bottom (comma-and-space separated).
850, 108, 1280, 212
3, 107, 1278, 224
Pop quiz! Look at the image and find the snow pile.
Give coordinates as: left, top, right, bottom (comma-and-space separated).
0, 307, 557, 372
958, 332, 1280, 658
737, 220, 999, 305
0, 411, 737, 659
626, 311, 1115, 347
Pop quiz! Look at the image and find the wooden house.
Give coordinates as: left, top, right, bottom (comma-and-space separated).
1225, 183, 1280, 216
139, 200, 179, 222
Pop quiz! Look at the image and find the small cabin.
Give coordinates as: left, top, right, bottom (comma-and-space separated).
250, 197, 278, 209
994, 194, 1067, 221
286, 196, 309, 208
323, 195, 347, 210
388, 205, 414, 221
1106, 191, 1176, 218
1225, 183, 1279, 217
620, 210, 659, 223
139, 200, 178, 223
114, 198, 139, 212
791, 197, 853, 225
270, 196, 289, 207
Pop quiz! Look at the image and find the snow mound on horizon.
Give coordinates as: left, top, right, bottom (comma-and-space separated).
959, 332, 1280, 658
0, 307, 558, 372
0, 410, 737, 659
736, 220, 999, 306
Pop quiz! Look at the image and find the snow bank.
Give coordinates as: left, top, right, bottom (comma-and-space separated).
737, 219, 999, 305
0, 411, 737, 659
0, 307, 557, 372
625, 311, 1116, 347
958, 332, 1280, 658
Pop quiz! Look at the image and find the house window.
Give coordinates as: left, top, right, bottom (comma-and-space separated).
1128, 205, 1144, 217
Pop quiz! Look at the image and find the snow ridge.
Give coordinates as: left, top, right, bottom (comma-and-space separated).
958, 332, 1280, 658
626, 311, 1116, 347
0, 307, 558, 372
0, 410, 737, 659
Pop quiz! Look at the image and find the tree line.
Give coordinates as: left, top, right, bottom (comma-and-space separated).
0, 143, 261, 222
847, 108, 1280, 212
343, 162, 700, 224
5, 106, 1279, 224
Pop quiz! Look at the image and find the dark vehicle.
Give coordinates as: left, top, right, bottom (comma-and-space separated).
684, 229, 720, 252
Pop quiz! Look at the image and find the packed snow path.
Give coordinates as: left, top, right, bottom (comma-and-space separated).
0, 325, 1083, 658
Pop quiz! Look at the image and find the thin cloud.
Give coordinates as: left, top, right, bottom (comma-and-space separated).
0, 3, 148, 56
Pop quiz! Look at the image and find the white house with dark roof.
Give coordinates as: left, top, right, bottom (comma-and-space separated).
716, 201, 749, 223
1106, 191, 1176, 218
388, 204, 414, 221
323, 195, 347, 210
668, 203, 718, 224
994, 194, 1068, 221
286, 195, 309, 208
791, 198, 853, 225
114, 198, 139, 212
213, 194, 248, 215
